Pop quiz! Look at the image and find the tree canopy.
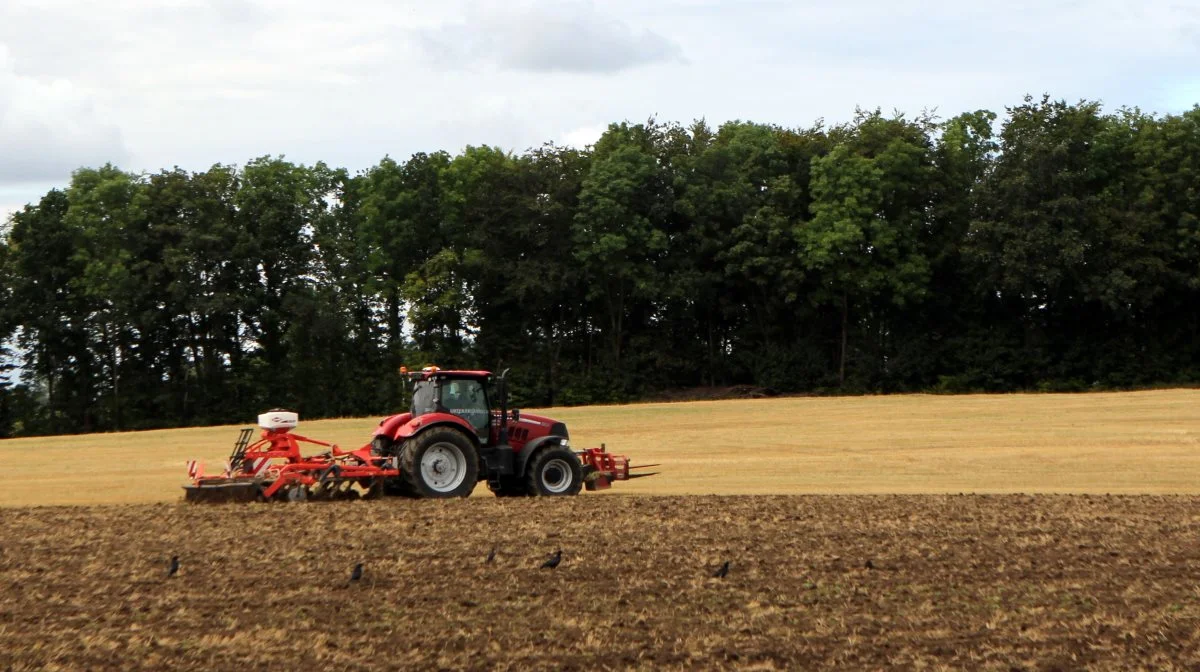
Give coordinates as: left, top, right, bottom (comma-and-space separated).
1, 96, 1198, 436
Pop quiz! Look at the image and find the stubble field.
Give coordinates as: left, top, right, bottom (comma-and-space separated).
1, 389, 1199, 669
0, 389, 1198, 506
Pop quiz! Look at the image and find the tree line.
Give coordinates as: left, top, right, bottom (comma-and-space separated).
1, 95, 1198, 437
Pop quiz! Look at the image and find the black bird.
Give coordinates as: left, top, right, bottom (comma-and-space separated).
349, 563, 364, 584
864, 559, 874, 570
486, 547, 496, 563
540, 550, 562, 570
167, 555, 180, 578
713, 560, 730, 579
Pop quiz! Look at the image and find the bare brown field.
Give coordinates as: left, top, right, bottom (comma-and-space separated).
2, 495, 1199, 670
1, 389, 1198, 506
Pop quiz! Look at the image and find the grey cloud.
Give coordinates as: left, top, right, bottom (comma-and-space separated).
0, 122, 129, 184
418, 1, 684, 74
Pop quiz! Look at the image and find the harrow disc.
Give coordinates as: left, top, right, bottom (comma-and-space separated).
282, 485, 308, 503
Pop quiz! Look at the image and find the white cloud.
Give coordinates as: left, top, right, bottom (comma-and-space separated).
0, 45, 130, 183
1, 204, 20, 227
0, 0, 1197, 209
559, 124, 607, 149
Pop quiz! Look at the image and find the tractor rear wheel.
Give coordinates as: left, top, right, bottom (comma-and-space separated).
400, 427, 480, 498
525, 447, 583, 497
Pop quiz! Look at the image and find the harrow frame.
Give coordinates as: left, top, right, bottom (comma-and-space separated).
185, 427, 400, 503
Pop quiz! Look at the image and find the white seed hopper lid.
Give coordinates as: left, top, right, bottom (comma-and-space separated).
258, 410, 299, 430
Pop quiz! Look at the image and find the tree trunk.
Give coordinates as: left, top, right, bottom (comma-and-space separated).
546, 319, 558, 407
387, 288, 402, 352
706, 314, 715, 388
839, 291, 848, 387
606, 283, 624, 368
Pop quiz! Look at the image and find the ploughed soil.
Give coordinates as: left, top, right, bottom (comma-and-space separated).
1, 495, 1198, 670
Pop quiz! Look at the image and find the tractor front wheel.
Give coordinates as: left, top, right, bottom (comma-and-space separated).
400, 427, 480, 498
525, 447, 583, 497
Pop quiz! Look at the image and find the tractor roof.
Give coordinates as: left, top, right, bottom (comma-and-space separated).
404, 366, 492, 380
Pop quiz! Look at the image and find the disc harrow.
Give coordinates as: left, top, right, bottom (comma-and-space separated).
185, 410, 398, 503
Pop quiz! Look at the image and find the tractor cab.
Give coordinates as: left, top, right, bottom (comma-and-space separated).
410, 372, 492, 438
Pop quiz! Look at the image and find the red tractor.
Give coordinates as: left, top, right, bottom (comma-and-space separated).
373, 367, 653, 497
184, 367, 654, 502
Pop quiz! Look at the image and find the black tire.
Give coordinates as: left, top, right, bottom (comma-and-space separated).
384, 478, 419, 498
400, 426, 480, 498
371, 434, 392, 456
488, 476, 528, 498
375, 435, 418, 497
525, 447, 584, 497
363, 477, 385, 500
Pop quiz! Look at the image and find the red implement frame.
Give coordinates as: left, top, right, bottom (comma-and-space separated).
578, 444, 659, 491
187, 427, 399, 502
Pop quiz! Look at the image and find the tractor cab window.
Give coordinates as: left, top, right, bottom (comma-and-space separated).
411, 380, 438, 417
440, 378, 490, 435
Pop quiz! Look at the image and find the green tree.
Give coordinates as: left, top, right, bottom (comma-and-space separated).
304, 168, 390, 414
149, 165, 257, 422
234, 157, 329, 406
964, 96, 1149, 386
573, 122, 672, 376
802, 112, 935, 386
358, 152, 451, 360
5, 190, 96, 431
705, 123, 829, 388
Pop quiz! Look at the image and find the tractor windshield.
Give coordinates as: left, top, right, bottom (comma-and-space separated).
411, 380, 438, 417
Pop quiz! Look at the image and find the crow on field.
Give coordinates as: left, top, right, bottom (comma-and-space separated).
486, 547, 496, 564
167, 555, 180, 578
864, 559, 874, 570
349, 563, 364, 585
540, 550, 562, 570
713, 561, 730, 579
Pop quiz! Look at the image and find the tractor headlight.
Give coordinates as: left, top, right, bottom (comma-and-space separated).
560, 438, 570, 448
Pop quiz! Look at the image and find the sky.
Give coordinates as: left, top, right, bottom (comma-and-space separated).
1, 0, 1199, 223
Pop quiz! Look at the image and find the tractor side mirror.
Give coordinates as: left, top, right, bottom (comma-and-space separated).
511, 409, 520, 423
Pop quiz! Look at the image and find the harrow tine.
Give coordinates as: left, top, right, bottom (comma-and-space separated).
228, 428, 254, 473
317, 465, 342, 488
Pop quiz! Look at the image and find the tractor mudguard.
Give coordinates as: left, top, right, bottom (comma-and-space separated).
374, 413, 413, 441
392, 413, 480, 443
516, 435, 571, 477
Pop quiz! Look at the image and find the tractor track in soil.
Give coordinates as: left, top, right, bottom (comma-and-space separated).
2, 495, 1199, 670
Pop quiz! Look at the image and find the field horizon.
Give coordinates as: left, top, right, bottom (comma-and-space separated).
1, 388, 1197, 507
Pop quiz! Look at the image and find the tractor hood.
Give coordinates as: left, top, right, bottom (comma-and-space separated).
372, 410, 568, 442
510, 412, 567, 436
